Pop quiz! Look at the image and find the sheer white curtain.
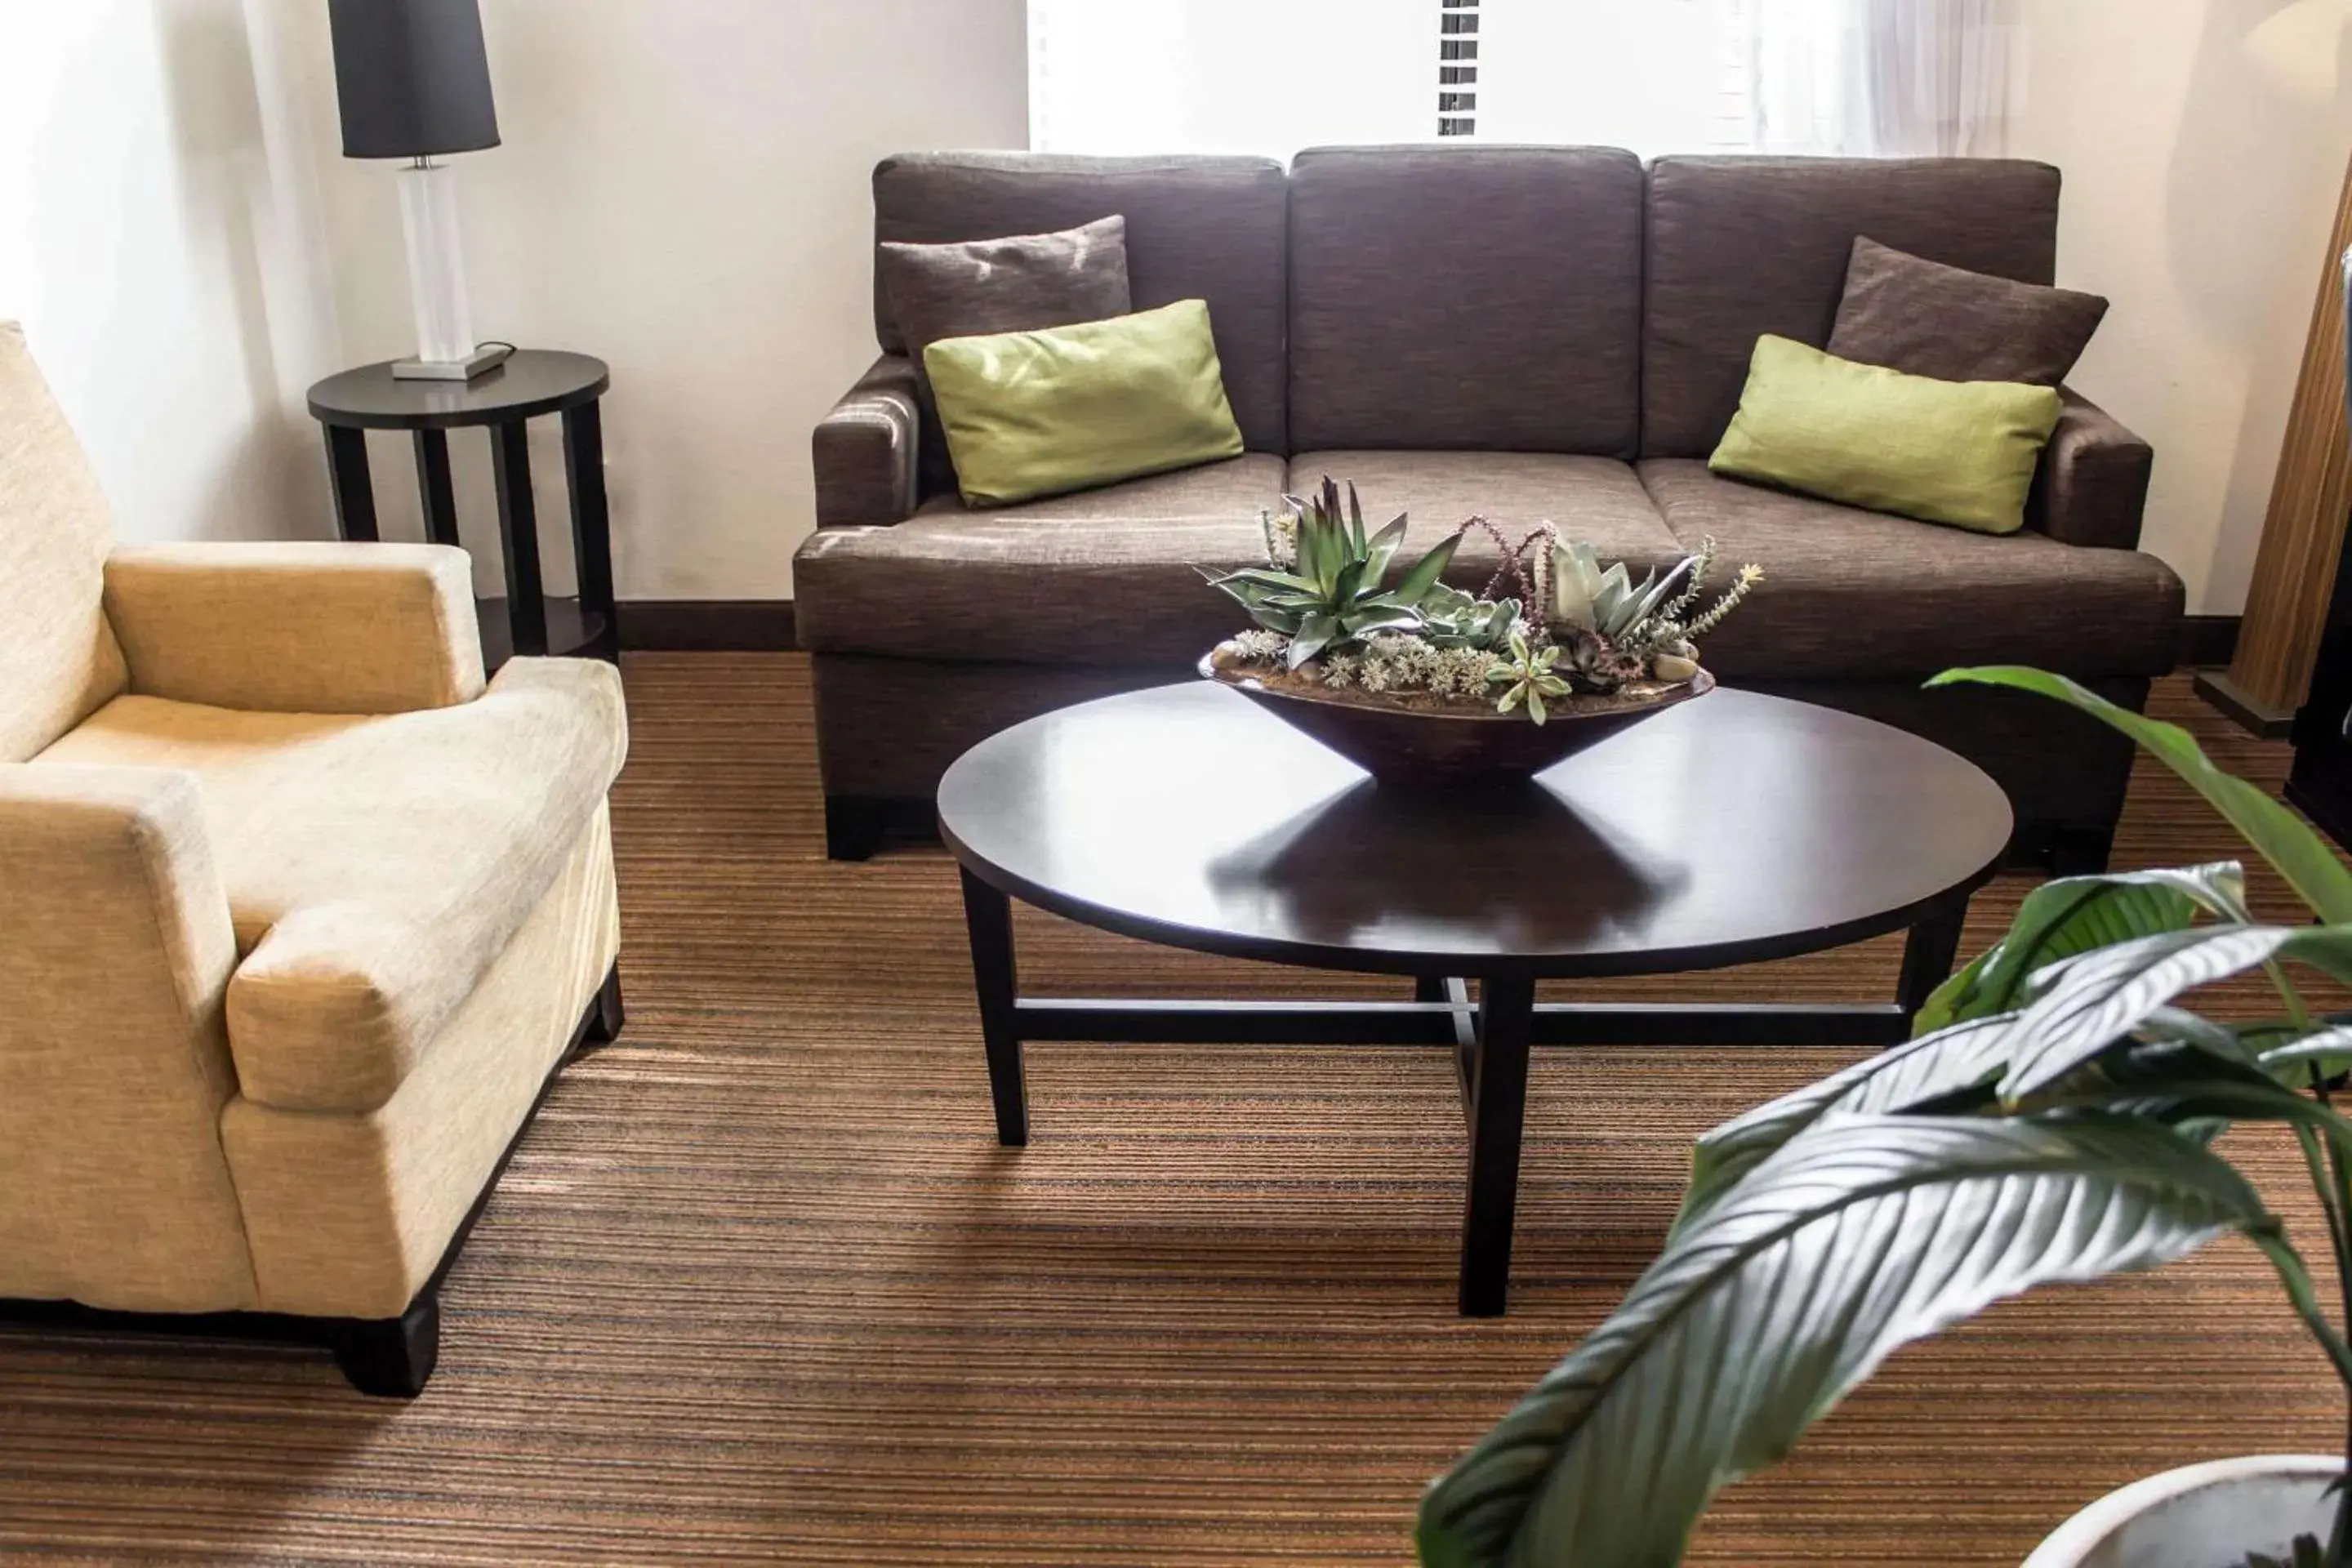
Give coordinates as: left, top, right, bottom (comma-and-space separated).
1027, 0, 1432, 159
1027, 0, 2020, 160
1746, 0, 2024, 156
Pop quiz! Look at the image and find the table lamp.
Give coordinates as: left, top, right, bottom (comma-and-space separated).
327, 0, 511, 381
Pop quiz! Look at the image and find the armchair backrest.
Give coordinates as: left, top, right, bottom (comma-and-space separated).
0, 324, 127, 761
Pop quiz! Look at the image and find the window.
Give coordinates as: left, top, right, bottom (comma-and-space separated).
1029, 0, 1763, 159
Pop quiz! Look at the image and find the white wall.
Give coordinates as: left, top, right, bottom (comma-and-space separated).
8, 2, 2347, 616
292, 0, 1030, 599
0, 0, 342, 546
2018, 0, 2352, 613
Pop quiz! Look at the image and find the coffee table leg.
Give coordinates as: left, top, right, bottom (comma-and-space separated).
1460, 973, 1535, 1318
960, 866, 1028, 1147
1896, 901, 1971, 1018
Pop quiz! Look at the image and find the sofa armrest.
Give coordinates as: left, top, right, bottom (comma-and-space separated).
0, 764, 255, 1312
2027, 389, 2154, 550
813, 354, 921, 527
105, 541, 485, 715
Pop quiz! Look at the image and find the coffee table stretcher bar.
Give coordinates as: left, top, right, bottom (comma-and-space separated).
956, 866, 1974, 1319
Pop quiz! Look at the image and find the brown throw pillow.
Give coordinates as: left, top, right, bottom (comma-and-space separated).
1826, 236, 2109, 386
879, 216, 1132, 494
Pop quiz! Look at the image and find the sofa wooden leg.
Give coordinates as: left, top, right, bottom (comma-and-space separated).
330, 1290, 439, 1398
585, 965, 625, 1045
825, 795, 886, 861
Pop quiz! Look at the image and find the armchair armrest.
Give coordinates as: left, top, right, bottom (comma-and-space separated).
2027, 389, 2154, 550
813, 354, 921, 526
0, 764, 253, 1311
105, 541, 485, 715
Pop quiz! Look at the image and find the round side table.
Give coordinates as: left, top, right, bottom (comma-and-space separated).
306, 350, 617, 666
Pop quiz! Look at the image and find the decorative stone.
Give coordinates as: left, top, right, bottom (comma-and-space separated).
1654, 653, 1701, 683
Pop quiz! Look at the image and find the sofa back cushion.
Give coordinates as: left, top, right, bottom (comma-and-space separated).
1288, 145, 1645, 457
872, 153, 1290, 457
1642, 157, 2063, 457
0, 323, 127, 762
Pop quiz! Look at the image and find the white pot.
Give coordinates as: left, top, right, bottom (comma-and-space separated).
2022, 1455, 2342, 1568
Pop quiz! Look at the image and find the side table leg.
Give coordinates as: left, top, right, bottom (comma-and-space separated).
411, 430, 461, 547
1460, 973, 1535, 1318
561, 399, 620, 661
960, 866, 1027, 1147
1897, 900, 1971, 1019
323, 425, 378, 541
489, 419, 549, 657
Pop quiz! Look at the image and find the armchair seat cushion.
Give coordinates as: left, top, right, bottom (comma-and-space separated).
32, 658, 627, 1113
1636, 458, 2184, 680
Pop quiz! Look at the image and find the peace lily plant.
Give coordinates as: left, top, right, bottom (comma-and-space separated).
1418, 666, 2352, 1568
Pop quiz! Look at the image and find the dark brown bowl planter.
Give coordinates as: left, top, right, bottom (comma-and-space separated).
1199, 647, 1716, 787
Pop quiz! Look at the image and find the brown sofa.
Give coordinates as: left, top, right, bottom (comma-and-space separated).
795, 148, 2184, 866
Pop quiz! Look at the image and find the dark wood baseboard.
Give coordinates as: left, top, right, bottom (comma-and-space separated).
612, 604, 2235, 667
2178, 614, 2242, 670
617, 600, 795, 652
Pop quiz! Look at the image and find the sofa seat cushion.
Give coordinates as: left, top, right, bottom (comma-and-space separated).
1288, 451, 1688, 594
32, 658, 628, 1114
1637, 459, 2183, 680
795, 454, 1288, 664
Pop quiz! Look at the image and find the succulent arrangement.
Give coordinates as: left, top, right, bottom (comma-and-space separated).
1203, 478, 1762, 724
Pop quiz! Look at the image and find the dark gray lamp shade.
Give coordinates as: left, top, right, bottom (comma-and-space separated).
328, 0, 501, 159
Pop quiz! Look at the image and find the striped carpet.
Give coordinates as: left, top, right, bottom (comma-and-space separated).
1, 656, 2345, 1566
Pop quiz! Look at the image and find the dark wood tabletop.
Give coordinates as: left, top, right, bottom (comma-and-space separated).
938, 681, 2013, 979
307, 350, 608, 430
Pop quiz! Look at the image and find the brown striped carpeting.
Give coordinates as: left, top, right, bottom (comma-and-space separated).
2, 657, 2346, 1566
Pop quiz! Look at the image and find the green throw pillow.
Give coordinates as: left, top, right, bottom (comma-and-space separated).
923, 299, 1245, 508
1708, 335, 2064, 535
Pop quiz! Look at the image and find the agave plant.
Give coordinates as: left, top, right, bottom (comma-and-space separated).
1548, 541, 1695, 646
1418, 666, 2352, 1568
1205, 477, 1460, 670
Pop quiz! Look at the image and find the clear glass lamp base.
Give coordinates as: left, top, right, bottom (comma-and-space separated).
393, 159, 510, 381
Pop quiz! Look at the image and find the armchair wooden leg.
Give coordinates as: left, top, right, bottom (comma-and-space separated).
825, 795, 886, 861
330, 1289, 439, 1398
585, 965, 625, 1045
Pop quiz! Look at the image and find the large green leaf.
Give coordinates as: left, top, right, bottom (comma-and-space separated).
1363, 515, 1410, 590
2259, 1022, 2352, 1080
1677, 1013, 2015, 1230
1416, 1114, 2275, 1568
1214, 567, 1321, 597
1929, 666, 2352, 922
1393, 533, 1462, 607
1686, 915, 2323, 1232
1913, 864, 2247, 1036
1288, 612, 1339, 670
2036, 1038, 2352, 1142
1997, 924, 2352, 1101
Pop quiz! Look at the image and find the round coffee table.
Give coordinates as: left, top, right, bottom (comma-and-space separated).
938, 682, 2012, 1316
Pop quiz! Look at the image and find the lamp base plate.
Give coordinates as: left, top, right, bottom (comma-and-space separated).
392, 344, 514, 382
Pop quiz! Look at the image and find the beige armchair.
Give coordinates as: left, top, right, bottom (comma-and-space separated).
0, 323, 626, 1396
